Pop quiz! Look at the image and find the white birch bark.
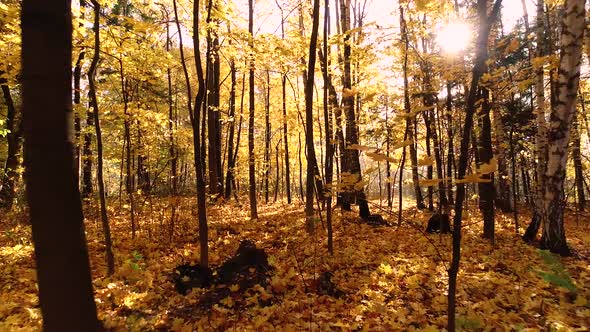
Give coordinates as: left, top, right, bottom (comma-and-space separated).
542, 0, 586, 255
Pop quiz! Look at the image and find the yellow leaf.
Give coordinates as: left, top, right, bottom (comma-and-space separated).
347, 144, 376, 151
455, 173, 491, 184
506, 39, 519, 53
378, 263, 394, 275
418, 155, 435, 166
366, 151, 387, 162
391, 139, 413, 150
229, 284, 240, 292
418, 179, 442, 186
477, 157, 498, 175
575, 295, 587, 307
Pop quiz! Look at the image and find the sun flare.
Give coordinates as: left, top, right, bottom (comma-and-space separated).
436, 22, 472, 54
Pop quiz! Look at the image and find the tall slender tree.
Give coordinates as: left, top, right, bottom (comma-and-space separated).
206, 0, 223, 196
523, 0, 547, 242
447, 1, 502, 330
248, 0, 258, 220
88, 0, 115, 276
0, 76, 21, 209
339, 0, 369, 218
192, 0, 209, 266
304, 0, 322, 226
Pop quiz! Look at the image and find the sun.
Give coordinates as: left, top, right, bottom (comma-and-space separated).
435, 22, 472, 54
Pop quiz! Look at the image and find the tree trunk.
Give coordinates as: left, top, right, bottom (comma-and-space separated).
22, 0, 99, 329
81, 97, 94, 198
385, 98, 392, 209
477, 87, 495, 242
120, 65, 135, 238
165, 10, 178, 240
305, 0, 321, 228
447, 1, 502, 330
446, 82, 455, 205
275, 1, 292, 204
524, 0, 548, 243
274, 143, 280, 201
541, 0, 585, 256
206, 0, 222, 196
419, 41, 447, 211
264, 70, 271, 204
0, 80, 22, 209
248, 0, 258, 219
298, 132, 304, 201
425, 110, 434, 211
224, 48, 237, 200
509, 125, 519, 232
192, 0, 209, 266
323, 0, 334, 253
492, 103, 511, 212
572, 113, 586, 211
73, 47, 84, 182
136, 128, 151, 194
88, 0, 115, 275
399, 7, 423, 210
398, 124, 408, 226
338, 0, 368, 217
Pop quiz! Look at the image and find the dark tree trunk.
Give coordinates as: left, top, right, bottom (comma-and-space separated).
385, 99, 392, 209
447, 1, 502, 330
477, 87, 495, 242
521, 160, 531, 205
572, 113, 586, 211
400, 6, 424, 210
191, 0, 209, 266
281, 73, 292, 203
247, 0, 258, 219
137, 129, 151, 194
510, 126, 519, 232
81, 98, 94, 198
88, 0, 115, 275
173, 0, 208, 265
320, 0, 334, 251
446, 82, 455, 205
22, 0, 99, 329
224, 49, 237, 200
165, 11, 178, 240
425, 111, 434, 211
340, 0, 368, 217
264, 70, 271, 204
0, 80, 22, 209
120, 65, 135, 238
232, 74, 246, 201
524, 0, 547, 241
398, 124, 409, 226
275, 1, 292, 204
298, 132, 304, 201
305, 0, 322, 229
420, 49, 447, 211
206, 0, 222, 195
274, 143, 280, 201
73, 49, 84, 182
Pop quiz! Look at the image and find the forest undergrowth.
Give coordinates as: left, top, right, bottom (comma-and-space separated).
1, 198, 589, 331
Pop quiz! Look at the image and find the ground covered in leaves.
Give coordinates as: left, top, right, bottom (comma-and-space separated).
1, 197, 589, 331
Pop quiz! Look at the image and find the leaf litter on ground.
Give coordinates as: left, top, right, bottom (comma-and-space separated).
0, 198, 589, 331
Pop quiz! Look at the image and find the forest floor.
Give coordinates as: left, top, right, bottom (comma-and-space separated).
1, 197, 589, 331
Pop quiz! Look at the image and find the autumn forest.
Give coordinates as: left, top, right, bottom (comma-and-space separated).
1, 0, 589, 330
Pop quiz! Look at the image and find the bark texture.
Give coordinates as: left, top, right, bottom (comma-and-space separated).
541, 0, 586, 255
22, 0, 99, 329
